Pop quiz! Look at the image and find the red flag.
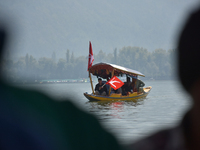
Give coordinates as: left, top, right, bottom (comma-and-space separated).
106, 76, 124, 90
87, 41, 94, 71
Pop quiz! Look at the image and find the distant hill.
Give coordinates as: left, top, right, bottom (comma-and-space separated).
0, 0, 199, 59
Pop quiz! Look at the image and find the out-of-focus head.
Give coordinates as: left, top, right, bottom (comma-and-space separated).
127, 77, 130, 82
98, 78, 102, 84
178, 7, 200, 93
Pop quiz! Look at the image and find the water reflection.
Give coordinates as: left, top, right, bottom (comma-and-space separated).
86, 99, 145, 119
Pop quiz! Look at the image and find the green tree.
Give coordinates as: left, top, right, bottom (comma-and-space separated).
3, 45, 177, 82
38, 57, 56, 79
57, 58, 67, 78
152, 49, 168, 78
52, 51, 56, 62
29, 55, 38, 80
70, 52, 74, 64
74, 56, 87, 78
114, 48, 117, 64
25, 53, 29, 69
94, 50, 106, 63
66, 49, 70, 63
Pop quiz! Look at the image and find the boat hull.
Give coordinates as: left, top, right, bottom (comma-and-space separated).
84, 86, 152, 101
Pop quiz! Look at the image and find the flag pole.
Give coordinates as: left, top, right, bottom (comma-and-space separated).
101, 83, 106, 87
108, 69, 115, 96
88, 41, 94, 94
89, 72, 94, 95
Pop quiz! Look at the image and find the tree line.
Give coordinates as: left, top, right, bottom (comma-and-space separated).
1, 46, 176, 83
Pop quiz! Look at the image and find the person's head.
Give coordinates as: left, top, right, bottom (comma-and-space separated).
178, 7, 200, 95
127, 77, 130, 82
98, 78, 102, 84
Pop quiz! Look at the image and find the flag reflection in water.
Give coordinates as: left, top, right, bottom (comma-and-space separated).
110, 102, 124, 119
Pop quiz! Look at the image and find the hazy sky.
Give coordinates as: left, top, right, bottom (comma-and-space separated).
0, 0, 200, 59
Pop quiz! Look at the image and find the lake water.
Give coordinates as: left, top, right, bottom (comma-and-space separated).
16, 80, 192, 145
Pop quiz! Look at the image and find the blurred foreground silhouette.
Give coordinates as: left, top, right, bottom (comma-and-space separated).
0, 28, 124, 149
128, 5, 200, 150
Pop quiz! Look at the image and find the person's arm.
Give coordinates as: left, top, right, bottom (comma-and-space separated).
96, 84, 103, 91
95, 84, 98, 91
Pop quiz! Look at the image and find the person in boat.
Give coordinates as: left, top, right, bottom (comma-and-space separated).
132, 78, 137, 92
122, 77, 134, 95
95, 78, 107, 96
128, 6, 200, 150
102, 79, 110, 94
135, 78, 145, 92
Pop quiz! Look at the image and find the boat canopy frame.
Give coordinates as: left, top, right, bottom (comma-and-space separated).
89, 62, 145, 79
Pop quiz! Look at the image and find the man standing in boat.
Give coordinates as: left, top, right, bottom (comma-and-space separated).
95, 78, 107, 96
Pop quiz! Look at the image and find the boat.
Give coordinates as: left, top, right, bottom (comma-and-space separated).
83, 62, 152, 101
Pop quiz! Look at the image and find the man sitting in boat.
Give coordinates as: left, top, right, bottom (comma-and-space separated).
122, 77, 134, 95
95, 78, 107, 96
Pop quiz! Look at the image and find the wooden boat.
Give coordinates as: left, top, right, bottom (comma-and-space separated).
84, 62, 152, 101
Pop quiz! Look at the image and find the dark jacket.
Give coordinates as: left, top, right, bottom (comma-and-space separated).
95, 83, 107, 94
